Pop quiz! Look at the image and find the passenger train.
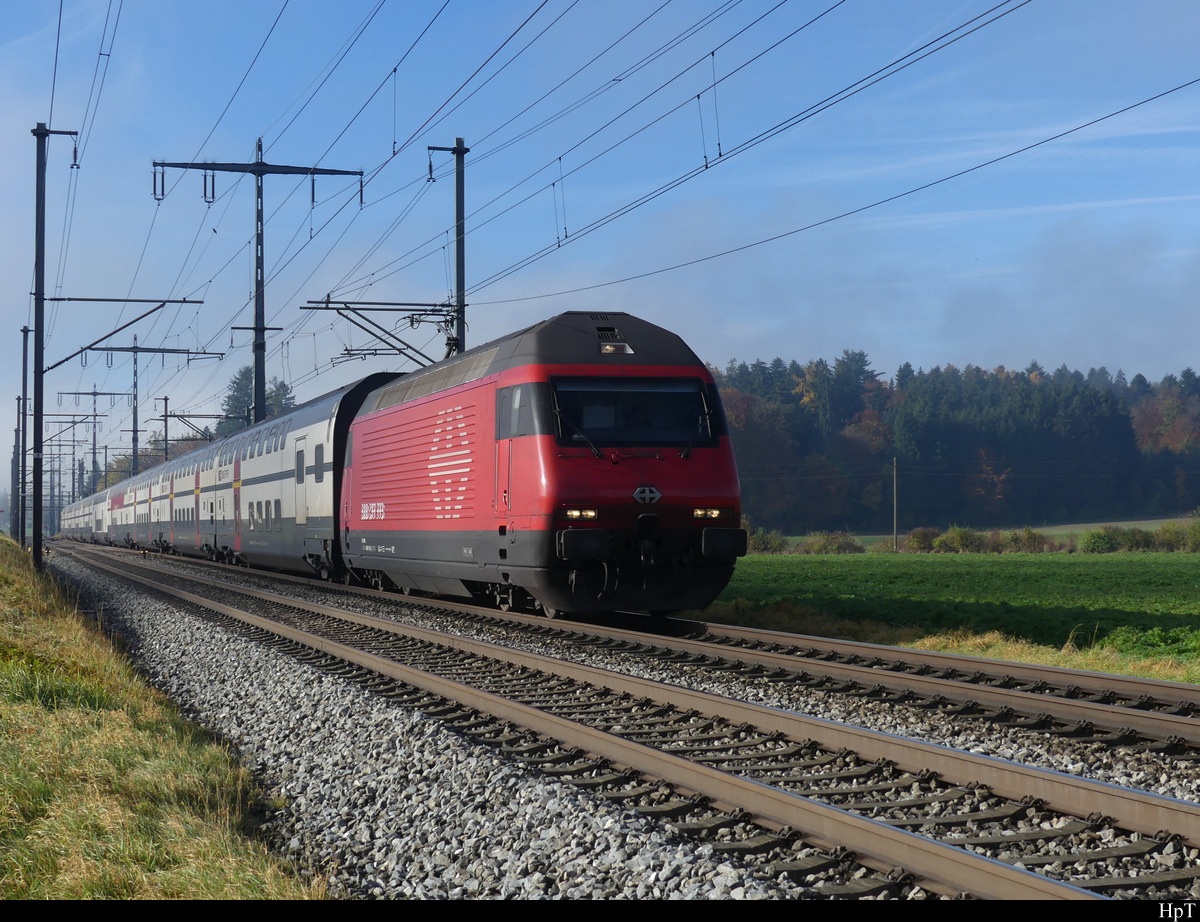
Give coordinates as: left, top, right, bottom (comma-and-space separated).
60, 312, 747, 616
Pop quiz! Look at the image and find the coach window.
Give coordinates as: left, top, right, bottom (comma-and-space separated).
296, 450, 305, 484
314, 444, 325, 483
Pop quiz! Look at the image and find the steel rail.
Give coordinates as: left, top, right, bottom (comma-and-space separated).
542, 618, 1200, 745
696, 620, 1200, 709
63, 546, 1200, 741
68, 549, 1097, 900
71, 545, 1200, 710
68, 548, 1200, 851
185, 551, 1200, 739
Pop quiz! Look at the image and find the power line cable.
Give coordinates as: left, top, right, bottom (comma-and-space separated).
48, 0, 64, 126
473, 71, 1200, 306
263, 0, 387, 154
328, 0, 803, 297
467, 0, 1023, 295
392, 0, 551, 157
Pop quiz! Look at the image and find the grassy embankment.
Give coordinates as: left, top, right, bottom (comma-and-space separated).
715, 552, 1200, 684
842, 516, 1188, 551
0, 537, 317, 899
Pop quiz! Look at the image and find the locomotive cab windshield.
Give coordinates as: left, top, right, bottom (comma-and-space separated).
550, 377, 717, 449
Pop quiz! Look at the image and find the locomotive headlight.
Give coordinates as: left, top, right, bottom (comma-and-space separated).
599, 342, 634, 354
693, 507, 729, 519
564, 508, 598, 520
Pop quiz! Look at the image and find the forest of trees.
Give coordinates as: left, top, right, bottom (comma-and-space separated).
716, 354, 1200, 534
53, 355, 1200, 537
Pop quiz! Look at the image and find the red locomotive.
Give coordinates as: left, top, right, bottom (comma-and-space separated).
61, 312, 747, 617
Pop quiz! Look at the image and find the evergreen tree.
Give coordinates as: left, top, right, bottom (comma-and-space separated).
215, 367, 296, 437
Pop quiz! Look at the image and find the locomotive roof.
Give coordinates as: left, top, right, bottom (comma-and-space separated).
361, 312, 705, 415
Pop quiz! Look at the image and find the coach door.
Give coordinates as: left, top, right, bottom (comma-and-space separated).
233, 451, 242, 553
294, 436, 307, 527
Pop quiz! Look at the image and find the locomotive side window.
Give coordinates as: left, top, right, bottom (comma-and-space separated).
314, 444, 325, 483
496, 384, 548, 438
551, 378, 716, 449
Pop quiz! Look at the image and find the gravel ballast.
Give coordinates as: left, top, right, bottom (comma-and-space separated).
56, 551, 1200, 899
52, 555, 822, 899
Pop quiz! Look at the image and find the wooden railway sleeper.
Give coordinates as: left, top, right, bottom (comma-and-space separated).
1138, 735, 1189, 756
1127, 693, 1160, 711
816, 876, 903, 899
772, 764, 883, 787
948, 817, 1095, 846
881, 801, 1031, 830
839, 786, 971, 812
1049, 719, 1098, 738
770, 849, 850, 881
940, 700, 984, 717
1078, 863, 1200, 892
1008, 712, 1055, 730
800, 773, 926, 798
713, 829, 800, 857
1012, 837, 1163, 868
639, 798, 709, 820
669, 808, 749, 836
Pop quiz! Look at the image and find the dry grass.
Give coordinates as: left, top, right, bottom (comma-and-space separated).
913, 629, 1200, 685
708, 599, 1200, 685
0, 538, 319, 899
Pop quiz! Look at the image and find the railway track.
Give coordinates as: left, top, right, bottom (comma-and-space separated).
104, 544, 1200, 754
56, 544, 1200, 899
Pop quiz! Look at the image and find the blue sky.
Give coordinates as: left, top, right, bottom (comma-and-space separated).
3, 0, 1200, 480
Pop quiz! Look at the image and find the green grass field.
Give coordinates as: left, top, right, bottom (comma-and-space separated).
716, 553, 1200, 682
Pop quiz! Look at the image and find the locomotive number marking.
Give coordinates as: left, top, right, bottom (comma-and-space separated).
361, 502, 386, 520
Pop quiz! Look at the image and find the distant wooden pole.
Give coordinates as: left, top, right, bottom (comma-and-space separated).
893, 457, 898, 551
